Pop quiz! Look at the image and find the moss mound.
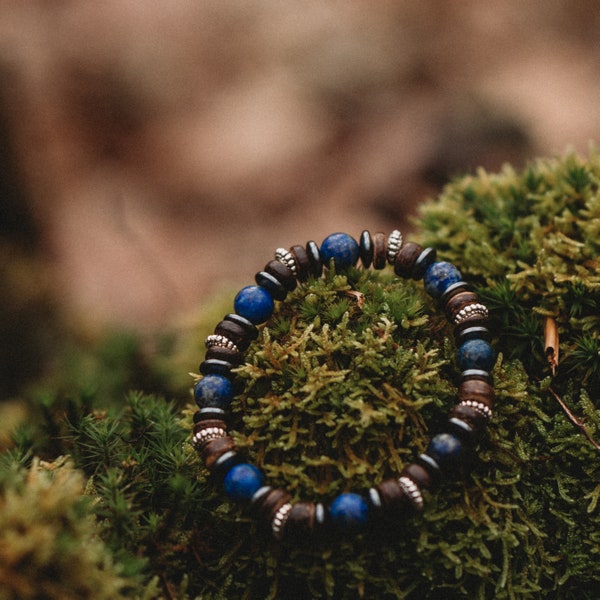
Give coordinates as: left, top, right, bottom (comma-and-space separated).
2, 151, 599, 598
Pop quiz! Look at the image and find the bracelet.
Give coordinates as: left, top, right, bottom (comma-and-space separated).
191, 231, 495, 540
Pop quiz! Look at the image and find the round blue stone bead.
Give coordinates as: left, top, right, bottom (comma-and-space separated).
457, 339, 495, 372
330, 492, 370, 532
194, 374, 233, 409
223, 463, 264, 502
234, 285, 274, 324
320, 233, 359, 271
426, 433, 464, 467
423, 261, 462, 298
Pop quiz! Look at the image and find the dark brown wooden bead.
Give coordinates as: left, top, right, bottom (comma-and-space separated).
290, 245, 311, 281
205, 345, 244, 365
224, 313, 259, 339
376, 478, 409, 512
449, 404, 487, 430
458, 378, 495, 408
199, 358, 233, 377
400, 463, 432, 490
411, 247, 437, 279
445, 291, 480, 322
255, 271, 288, 301
285, 501, 317, 537
373, 232, 387, 269
393, 242, 423, 278
202, 436, 236, 470
359, 230, 374, 268
253, 487, 292, 522
214, 320, 252, 351
440, 281, 470, 304
265, 259, 297, 291
306, 241, 323, 277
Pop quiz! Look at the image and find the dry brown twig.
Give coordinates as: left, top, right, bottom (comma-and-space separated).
547, 386, 600, 451
544, 316, 559, 375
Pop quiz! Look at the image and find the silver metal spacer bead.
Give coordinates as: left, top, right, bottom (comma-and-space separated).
386, 230, 403, 264
275, 247, 297, 275
271, 502, 293, 540
454, 303, 489, 325
192, 427, 227, 449
458, 400, 493, 420
398, 475, 424, 511
205, 334, 238, 351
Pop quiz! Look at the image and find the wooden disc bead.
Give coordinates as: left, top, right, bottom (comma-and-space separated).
305, 241, 323, 277
373, 232, 387, 269
458, 378, 495, 408
359, 230, 374, 268
265, 260, 297, 291
253, 488, 293, 522
449, 403, 488, 431
290, 245, 311, 281
376, 478, 409, 512
214, 320, 253, 351
255, 271, 287, 301
202, 436, 236, 470
393, 242, 423, 278
205, 345, 244, 365
285, 501, 318, 537
445, 291, 480, 322
400, 463, 432, 490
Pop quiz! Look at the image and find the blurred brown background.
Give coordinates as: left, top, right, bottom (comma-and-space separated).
1, 0, 600, 336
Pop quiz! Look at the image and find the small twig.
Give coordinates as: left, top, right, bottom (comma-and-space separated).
343, 290, 365, 308
544, 317, 559, 376
548, 386, 600, 451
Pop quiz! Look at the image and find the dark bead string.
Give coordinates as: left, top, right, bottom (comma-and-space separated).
191, 231, 495, 540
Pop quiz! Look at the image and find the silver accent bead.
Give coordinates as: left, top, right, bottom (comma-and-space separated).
398, 475, 424, 510
458, 400, 493, 420
272, 501, 293, 540
453, 303, 489, 324
192, 427, 227, 449
205, 334, 238, 351
275, 247, 297, 275
386, 229, 403, 264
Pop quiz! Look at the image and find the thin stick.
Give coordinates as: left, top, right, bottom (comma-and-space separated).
544, 317, 559, 375
548, 386, 600, 451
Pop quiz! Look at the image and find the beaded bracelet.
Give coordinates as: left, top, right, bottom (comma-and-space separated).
191, 231, 495, 540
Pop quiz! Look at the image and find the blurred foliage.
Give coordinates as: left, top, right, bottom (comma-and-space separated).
0, 152, 599, 598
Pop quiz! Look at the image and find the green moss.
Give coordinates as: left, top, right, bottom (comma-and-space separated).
0, 456, 128, 600
4, 151, 600, 598
418, 151, 600, 392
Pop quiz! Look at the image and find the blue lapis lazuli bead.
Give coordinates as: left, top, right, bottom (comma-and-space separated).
194, 374, 234, 409
426, 433, 464, 467
423, 261, 462, 298
330, 492, 370, 532
234, 285, 274, 324
320, 233, 359, 271
223, 463, 264, 502
457, 339, 495, 372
